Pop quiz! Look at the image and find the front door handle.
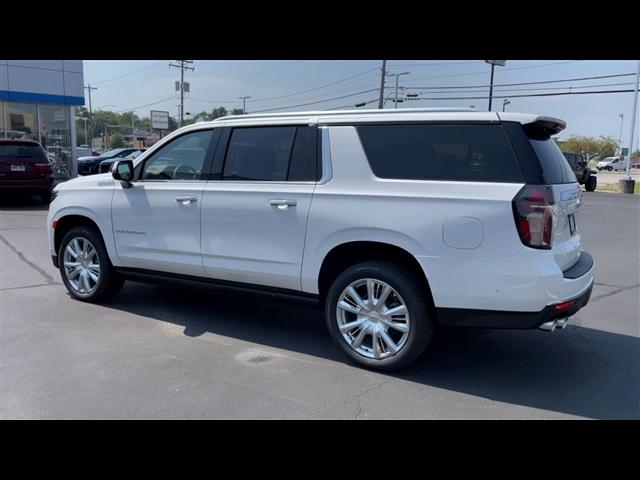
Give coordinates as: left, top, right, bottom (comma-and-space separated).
269, 199, 297, 210
176, 195, 198, 205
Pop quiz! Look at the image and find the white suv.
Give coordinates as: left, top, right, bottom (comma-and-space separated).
47, 108, 594, 370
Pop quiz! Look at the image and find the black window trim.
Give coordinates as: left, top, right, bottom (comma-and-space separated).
214, 124, 321, 184
134, 127, 222, 182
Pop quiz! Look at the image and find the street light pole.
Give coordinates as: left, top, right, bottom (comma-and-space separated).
502, 99, 511, 112
485, 61, 506, 111
623, 60, 640, 182
618, 114, 624, 154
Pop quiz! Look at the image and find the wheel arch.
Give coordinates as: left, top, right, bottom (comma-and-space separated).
316, 240, 437, 317
54, 213, 107, 260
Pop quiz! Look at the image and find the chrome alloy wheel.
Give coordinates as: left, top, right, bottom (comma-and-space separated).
63, 237, 100, 295
336, 278, 410, 359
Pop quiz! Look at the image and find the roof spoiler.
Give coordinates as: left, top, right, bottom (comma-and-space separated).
523, 116, 566, 136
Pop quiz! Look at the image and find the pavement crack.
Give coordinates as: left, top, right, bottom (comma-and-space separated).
354, 378, 394, 420
570, 327, 635, 381
590, 284, 640, 303
0, 234, 56, 285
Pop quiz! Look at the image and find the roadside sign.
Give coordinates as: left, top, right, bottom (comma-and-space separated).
621, 148, 629, 156
150, 110, 169, 130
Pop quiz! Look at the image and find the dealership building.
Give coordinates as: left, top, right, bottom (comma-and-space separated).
1, 60, 84, 179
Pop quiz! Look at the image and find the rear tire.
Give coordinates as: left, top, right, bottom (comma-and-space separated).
325, 261, 435, 371
59, 226, 124, 302
585, 175, 597, 192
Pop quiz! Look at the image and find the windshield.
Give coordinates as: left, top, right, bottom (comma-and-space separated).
100, 149, 125, 158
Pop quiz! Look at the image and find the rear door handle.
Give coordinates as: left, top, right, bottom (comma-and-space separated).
175, 195, 198, 205
269, 199, 297, 209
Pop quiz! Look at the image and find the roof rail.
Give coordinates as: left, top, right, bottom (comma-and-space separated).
214, 107, 478, 121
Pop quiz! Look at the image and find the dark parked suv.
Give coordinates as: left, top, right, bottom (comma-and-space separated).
0, 139, 53, 203
562, 151, 597, 191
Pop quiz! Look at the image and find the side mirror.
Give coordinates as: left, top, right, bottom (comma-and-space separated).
112, 160, 134, 186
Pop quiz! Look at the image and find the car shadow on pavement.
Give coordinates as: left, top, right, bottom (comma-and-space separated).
106, 281, 639, 419
0, 194, 50, 212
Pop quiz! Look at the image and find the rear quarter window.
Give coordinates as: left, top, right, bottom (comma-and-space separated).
529, 137, 577, 184
0, 143, 47, 159
355, 123, 523, 182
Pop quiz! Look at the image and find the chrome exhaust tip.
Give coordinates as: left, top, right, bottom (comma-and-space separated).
539, 320, 556, 332
539, 318, 569, 332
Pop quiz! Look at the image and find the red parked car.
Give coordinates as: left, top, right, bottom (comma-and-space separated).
0, 139, 54, 203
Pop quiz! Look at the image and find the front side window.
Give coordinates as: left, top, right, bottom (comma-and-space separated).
140, 129, 214, 180
223, 127, 296, 181
356, 124, 523, 183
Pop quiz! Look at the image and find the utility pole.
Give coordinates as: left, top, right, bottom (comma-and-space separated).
239, 96, 251, 114
169, 60, 194, 127
84, 84, 98, 144
388, 72, 410, 109
378, 60, 387, 109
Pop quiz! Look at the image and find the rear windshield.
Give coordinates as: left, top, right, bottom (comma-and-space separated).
0, 143, 47, 159
356, 124, 523, 182
529, 137, 577, 184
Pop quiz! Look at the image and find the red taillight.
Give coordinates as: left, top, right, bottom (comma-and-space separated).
513, 185, 555, 249
34, 162, 53, 173
554, 300, 576, 310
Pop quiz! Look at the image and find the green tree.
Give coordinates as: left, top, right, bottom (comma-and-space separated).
559, 135, 617, 160
231, 108, 245, 115
109, 133, 125, 148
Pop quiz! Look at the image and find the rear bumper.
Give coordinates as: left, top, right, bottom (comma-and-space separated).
435, 250, 594, 329
437, 278, 593, 328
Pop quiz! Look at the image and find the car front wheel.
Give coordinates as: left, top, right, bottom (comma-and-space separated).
59, 226, 124, 302
325, 261, 435, 371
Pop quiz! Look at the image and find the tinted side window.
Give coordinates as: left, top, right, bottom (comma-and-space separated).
288, 126, 318, 181
356, 124, 523, 182
223, 127, 296, 181
141, 130, 215, 180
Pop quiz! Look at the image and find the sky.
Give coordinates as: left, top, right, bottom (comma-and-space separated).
84, 60, 640, 148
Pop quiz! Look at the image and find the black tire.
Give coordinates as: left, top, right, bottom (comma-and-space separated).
585, 175, 597, 192
325, 261, 435, 371
59, 226, 124, 302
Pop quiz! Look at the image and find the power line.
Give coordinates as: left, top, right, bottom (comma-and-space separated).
249, 88, 380, 113
412, 81, 636, 96
402, 88, 636, 101
388, 61, 485, 67
248, 67, 380, 103
114, 96, 175, 113
406, 72, 637, 90
402, 61, 582, 84
91, 62, 165, 85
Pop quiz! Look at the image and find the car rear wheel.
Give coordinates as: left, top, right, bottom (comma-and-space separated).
59, 226, 124, 302
585, 175, 597, 192
325, 261, 435, 371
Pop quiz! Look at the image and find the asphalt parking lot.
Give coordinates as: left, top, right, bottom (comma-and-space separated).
1, 191, 638, 419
